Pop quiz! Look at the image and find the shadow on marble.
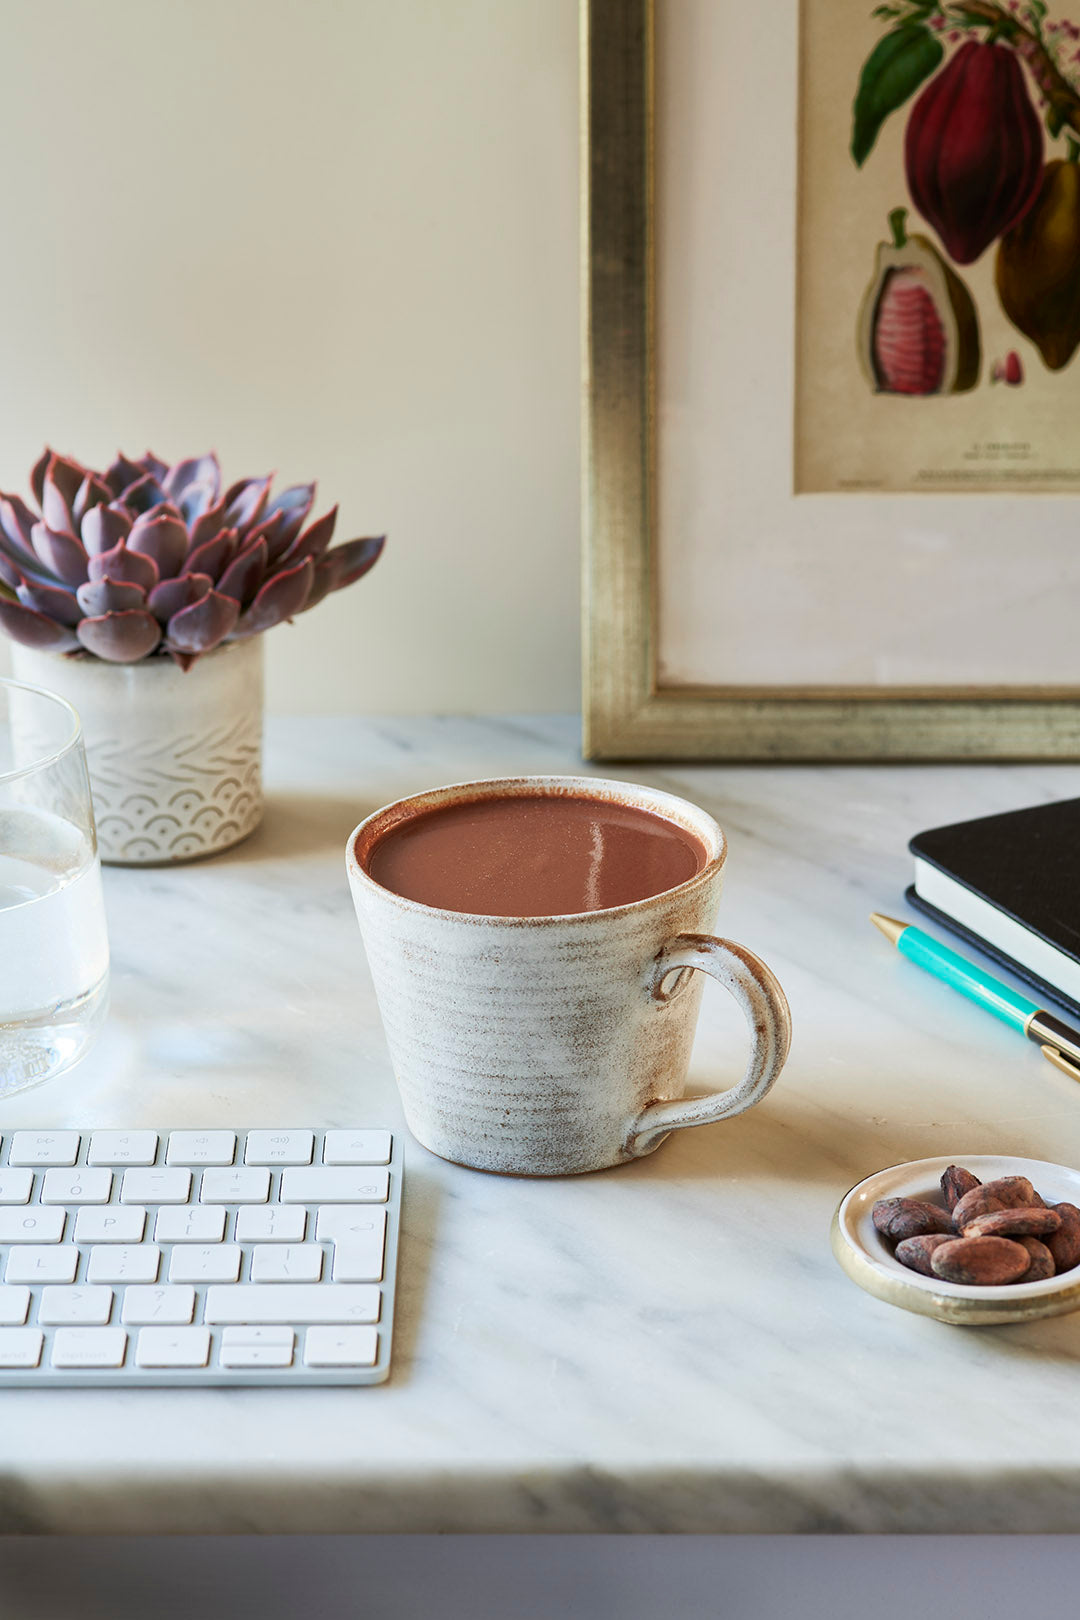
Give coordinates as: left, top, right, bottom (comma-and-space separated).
227, 794, 383, 865
387, 1165, 440, 1381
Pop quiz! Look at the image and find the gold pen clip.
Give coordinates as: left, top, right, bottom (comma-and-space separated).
1041, 1044, 1080, 1083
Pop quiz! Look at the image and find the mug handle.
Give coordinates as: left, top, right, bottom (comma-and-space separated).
625, 933, 792, 1158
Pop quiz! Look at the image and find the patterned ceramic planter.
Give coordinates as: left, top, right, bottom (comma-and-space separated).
11, 639, 264, 865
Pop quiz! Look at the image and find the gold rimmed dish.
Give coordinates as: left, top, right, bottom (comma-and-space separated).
832, 1155, 1080, 1326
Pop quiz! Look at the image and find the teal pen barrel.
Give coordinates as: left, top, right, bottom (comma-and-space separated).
898, 926, 1038, 1032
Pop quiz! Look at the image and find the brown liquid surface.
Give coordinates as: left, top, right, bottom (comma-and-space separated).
365, 793, 708, 917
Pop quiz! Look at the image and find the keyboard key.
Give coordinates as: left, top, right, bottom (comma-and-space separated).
40, 1168, 113, 1205
219, 1326, 294, 1367
204, 1284, 380, 1325
165, 1131, 236, 1166
245, 1131, 313, 1166
121, 1168, 191, 1204
74, 1206, 146, 1244
316, 1208, 387, 1284
39, 1286, 113, 1325
121, 1286, 195, 1325
51, 1327, 127, 1368
200, 1167, 270, 1204
0, 1171, 34, 1204
5, 1247, 78, 1284
168, 1246, 242, 1284
0, 1208, 65, 1243
234, 1206, 306, 1244
304, 1326, 379, 1367
135, 1326, 210, 1367
0, 1288, 29, 1325
0, 1328, 43, 1367
249, 1245, 323, 1283
322, 1131, 392, 1166
8, 1132, 80, 1166
155, 1205, 226, 1244
87, 1246, 161, 1285
87, 1131, 159, 1166
280, 1168, 389, 1204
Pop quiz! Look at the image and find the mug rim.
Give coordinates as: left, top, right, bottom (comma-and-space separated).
345, 774, 727, 927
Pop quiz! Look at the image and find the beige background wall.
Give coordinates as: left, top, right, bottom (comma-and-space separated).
0, 0, 579, 715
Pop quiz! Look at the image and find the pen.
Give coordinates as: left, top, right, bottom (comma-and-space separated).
870, 913, 1080, 1083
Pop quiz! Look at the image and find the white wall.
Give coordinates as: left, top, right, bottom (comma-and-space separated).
0, 0, 580, 715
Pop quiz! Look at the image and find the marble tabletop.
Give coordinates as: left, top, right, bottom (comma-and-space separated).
6, 714, 1080, 1534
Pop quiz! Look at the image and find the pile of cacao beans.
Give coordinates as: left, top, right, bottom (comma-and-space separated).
872, 1167, 1080, 1287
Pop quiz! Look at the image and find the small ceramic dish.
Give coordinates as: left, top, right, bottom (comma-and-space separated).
831, 1154, 1080, 1326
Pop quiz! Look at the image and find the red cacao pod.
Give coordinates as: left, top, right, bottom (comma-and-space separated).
905, 41, 1042, 264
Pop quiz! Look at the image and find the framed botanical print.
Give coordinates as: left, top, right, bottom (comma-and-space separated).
582, 0, 1080, 759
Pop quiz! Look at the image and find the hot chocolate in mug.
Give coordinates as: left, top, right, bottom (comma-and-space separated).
346, 776, 791, 1176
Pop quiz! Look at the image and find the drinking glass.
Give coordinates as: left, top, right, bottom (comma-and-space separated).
0, 677, 109, 1094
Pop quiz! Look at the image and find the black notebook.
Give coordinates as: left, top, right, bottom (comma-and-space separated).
907, 797, 1080, 1022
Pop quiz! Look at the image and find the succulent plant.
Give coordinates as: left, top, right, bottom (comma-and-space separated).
0, 449, 384, 667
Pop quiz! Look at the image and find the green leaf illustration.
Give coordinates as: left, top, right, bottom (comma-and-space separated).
851, 24, 945, 168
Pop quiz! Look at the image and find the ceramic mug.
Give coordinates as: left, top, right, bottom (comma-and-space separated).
346, 776, 791, 1176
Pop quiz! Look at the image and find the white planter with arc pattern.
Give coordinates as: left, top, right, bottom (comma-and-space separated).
12, 638, 263, 865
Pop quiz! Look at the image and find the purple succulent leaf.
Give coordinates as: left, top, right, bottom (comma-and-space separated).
222, 475, 271, 535
76, 577, 148, 617
76, 609, 162, 663
87, 541, 159, 594
45, 453, 88, 509
249, 510, 291, 560
231, 556, 314, 638
216, 537, 267, 605
302, 562, 335, 613
163, 454, 221, 507
127, 508, 188, 580
72, 474, 111, 528
282, 504, 338, 565
189, 498, 228, 551
138, 452, 170, 483
318, 535, 385, 594
177, 479, 219, 527
17, 580, 82, 626
81, 504, 132, 557
0, 532, 63, 589
116, 473, 168, 517
102, 453, 146, 496
0, 495, 40, 552
148, 572, 212, 623
41, 471, 76, 537
182, 527, 237, 582
29, 448, 51, 508
165, 589, 239, 655
0, 552, 20, 590
31, 524, 90, 587
263, 483, 315, 549
0, 597, 80, 652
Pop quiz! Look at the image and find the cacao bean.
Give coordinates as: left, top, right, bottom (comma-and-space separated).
930, 1236, 1032, 1287
979, 1176, 1042, 1209
1016, 1237, 1056, 1282
1046, 1203, 1080, 1273
894, 1233, 954, 1277
941, 1165, 980, 1210
905, 41, 1043, 265
872, 1196, 954, 1242
857, 208, 980, 395
951, 1187, 1006, 1229
961, 1206, 1061, 1239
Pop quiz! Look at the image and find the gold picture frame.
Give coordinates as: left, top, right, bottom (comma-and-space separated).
581, 0, 1080, 761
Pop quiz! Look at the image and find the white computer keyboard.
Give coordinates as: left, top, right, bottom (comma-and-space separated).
0, 1127, 401, 1386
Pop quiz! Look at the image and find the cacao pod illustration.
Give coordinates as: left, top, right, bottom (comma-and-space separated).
857, 208, 980, 394
996, 152, 1080, 370
905, 41, 1043, 264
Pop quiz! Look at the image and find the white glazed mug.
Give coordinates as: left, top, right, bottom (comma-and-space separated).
346, 776, 791, 1176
